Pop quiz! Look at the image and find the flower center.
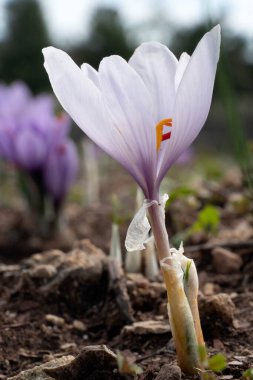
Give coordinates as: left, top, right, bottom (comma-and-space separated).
156, 118, 172, 151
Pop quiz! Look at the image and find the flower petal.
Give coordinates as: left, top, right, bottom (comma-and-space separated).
98, 55, 157, 197
129, 42, 178, 120
43, 47, 106, 141
15, 128, 48, 170
175, 52, 190, 91
43, 139, 78, 201
157, 25, 221, 183
81, 63, 100, 89
43, 47, 150, 193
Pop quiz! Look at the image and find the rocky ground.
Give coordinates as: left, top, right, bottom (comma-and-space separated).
0, 165, 253, 379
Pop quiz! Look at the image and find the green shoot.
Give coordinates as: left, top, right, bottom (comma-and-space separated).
208, 354, 227, 372
165, 186, 196, 208
197, 345, 227, 379
116, 350, 143, 376
183, 260, 192, 284
190, 205, 220, 235
243, 368, 253, 379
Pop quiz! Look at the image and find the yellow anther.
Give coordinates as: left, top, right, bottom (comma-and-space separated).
156, 118, 172, 151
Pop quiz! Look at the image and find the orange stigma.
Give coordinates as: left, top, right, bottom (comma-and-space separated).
156, 118, 172, 151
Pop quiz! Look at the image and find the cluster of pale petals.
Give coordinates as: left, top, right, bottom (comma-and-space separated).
0, 82, 79, 202
43, 25, 220, 200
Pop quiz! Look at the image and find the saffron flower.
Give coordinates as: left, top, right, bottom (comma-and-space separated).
43, 26, 220, 202
43, 26, 220, 374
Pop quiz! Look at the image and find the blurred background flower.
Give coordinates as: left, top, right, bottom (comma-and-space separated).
0, 81, 78, 236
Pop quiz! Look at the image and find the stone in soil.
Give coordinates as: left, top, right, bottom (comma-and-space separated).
211, 247, 243, 274
199, 293, 236, 337
123, 320, 170, 336
155, 364, 181, 380
8, 355, 75, 380
9, 239, 133, 339
44, 345, 129, 380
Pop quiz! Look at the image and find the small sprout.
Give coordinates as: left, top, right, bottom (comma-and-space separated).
208, 353, 227, 372
190, 205, 220, 235
243, 368, 253, 379
166, 186, 196, 208
183, 260, 192, 283
197, 346, 227, 379
116, 350, 143, 376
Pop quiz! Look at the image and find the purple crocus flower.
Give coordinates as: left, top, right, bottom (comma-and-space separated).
0, 82, 71, 171
0, 81, 78, 204
43, 26, 220, 201
0, 82, 31, 160
43, 28, 221, 373
0, 81, 31, 119
43, 140, 78, 202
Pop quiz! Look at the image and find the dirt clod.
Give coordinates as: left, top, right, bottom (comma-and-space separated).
199, 293, 236, 337
123, 320, 171, 336
155, 364, 181, 380
211, 247, 243, 274
9, 356, 75, 380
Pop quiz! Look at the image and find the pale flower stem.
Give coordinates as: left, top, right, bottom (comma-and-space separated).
148, 203, 171, 260
148, 202, 200, 374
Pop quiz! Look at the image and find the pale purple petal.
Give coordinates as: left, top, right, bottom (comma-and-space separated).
175, 147, 194, 165
157, 25, 221, 184
175, 52, 190, 91
0, 81, 31, 119
98, 55, 157, 197
0, 126, 16, 161
43, 47, 153, 195
43, 139, 78, 201
81, 63, 100, 89
15, 128, 48, 170
129, 42, 178, 120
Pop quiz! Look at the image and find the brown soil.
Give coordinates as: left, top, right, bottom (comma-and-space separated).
0, 167, 253, 379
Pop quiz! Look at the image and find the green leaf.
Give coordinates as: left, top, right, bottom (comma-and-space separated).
166, 186, 196, 207
190, 205, 220, 234
208, 353, 227, 372
243, 368, 253, 379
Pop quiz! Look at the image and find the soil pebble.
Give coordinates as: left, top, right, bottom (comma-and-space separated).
199, 293, 236, 337
8, 355, 75, 380
44, 345, 128, 380
123, 320, 171, 335
154, 364, 181, 380
211, 247, 243, 274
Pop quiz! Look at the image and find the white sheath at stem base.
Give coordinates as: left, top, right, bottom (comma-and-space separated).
147, 200, 203, 374
161, 256, 199, 374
